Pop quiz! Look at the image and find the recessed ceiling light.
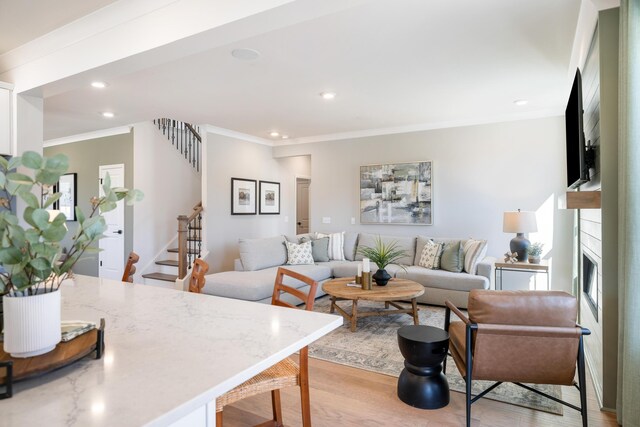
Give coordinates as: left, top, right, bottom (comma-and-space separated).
320, 92, 336, 100
91, 81, 108, 89
102, 112, 115, 118
514, 99, 528, 106
270, 131, 280, 137
231, 48, 261, 61
281, 135, 289, 140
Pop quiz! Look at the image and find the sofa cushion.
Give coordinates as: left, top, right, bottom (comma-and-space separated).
343, 232, 359, 261
328, 261, 359, 278
284, 233, 313, 243
202, 265, 332, 302
316, 232, 346, 261
417, 240, 444, 269
463, 239, 488, 274
285, 241, 314, 265
395, 266, 489, 292
415, 236, 468, 265
322, 261, 405, 279
355, 233, 416, 266
310, 237, 330, 262
238, 236, 287, 271
440, 241, 464, 273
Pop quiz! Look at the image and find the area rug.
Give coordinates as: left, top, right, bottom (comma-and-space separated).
309, 296, 563, 415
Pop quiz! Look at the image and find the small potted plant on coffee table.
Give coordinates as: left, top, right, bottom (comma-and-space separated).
528, 242, 544, 264
357, 236, 408, 286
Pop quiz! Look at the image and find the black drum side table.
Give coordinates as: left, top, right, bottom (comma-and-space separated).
397, 325, 450, 409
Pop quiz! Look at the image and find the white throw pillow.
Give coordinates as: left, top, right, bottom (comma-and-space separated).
463, 239, 488, 274
418, 240, 443, 269
315, 231, 346, 261
285, 241, 314, 265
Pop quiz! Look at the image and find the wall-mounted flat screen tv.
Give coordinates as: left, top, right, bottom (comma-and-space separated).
565, 69, 590, 189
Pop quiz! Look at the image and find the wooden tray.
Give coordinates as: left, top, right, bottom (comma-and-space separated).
0, 319, 104, 399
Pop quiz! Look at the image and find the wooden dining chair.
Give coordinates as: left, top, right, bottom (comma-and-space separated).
121, 252, 140, 283
215, 267, 319, 427
188, 259, 209, 293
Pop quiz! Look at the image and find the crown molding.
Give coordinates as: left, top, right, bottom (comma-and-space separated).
204, 124, 273, 146
43, 126, 132, 147
275, 109, 563, 146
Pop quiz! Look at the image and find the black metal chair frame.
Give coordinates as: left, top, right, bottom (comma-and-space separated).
444, 306, 591, 427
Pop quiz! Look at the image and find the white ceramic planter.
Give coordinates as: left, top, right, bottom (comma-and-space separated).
2, 289, 61, 358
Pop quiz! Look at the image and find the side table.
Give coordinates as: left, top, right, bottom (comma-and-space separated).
397, 325, 450, 409
494, 261, 549, 291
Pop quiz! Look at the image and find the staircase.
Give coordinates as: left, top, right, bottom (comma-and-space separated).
140, 118, 204, 287
142, 202, 204, 286
153, 118, 202, 172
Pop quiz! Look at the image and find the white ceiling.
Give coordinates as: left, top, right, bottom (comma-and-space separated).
0, 0, 119, 54
41, 0, 582, 142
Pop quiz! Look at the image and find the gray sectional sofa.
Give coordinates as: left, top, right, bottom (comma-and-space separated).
203, 233, 495, 308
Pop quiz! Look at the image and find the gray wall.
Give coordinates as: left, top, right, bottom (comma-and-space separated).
204, 133, 310, 272
44, 131, 134, 276
274, 116, 574, 292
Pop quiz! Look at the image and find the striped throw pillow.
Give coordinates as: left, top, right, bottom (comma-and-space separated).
463, 239, 488, 274
315, 232, 346, 261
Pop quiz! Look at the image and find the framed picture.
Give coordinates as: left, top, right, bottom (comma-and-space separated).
259, 181, 280, 215
360, 161, 433, 225
231, 178, 257, 215
58, 173, 77, 221
41, 183, 57, 209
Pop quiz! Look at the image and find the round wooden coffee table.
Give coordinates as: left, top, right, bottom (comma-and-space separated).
322, 277, 425, 332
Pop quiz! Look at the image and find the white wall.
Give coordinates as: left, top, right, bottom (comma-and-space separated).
274, 116, 574, 292
14, 94, 44, 223
132, 121, 202, 280
204, 132, 310, 272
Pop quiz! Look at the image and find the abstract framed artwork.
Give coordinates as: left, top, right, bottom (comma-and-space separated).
259, 181, 280, 215
360, 161, 433, 225
58, 173, 77, 221
231, 177, 257, 215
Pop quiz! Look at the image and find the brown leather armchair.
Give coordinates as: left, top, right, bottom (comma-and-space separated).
444, 290, 590, 427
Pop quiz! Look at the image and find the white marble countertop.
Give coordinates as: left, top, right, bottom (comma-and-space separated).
0, 275, 342, 426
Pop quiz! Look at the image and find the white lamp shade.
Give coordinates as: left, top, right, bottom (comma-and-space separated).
503, 211, 538, 233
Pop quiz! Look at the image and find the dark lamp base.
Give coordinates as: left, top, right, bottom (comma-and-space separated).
510, 233, 530, 262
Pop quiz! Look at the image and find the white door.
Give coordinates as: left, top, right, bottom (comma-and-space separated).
98, 164, 125, 280
296, 178, 310, 234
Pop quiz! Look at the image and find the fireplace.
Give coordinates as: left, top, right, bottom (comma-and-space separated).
582, 252, 598, 321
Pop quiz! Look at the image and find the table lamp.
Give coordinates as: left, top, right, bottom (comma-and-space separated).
503, 209, 537, 262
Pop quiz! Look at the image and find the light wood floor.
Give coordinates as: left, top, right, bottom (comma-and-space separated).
221, 356, 618, 427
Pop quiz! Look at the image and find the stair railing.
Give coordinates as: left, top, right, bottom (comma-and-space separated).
177, 202, 203, 279
153, 118, 202, 172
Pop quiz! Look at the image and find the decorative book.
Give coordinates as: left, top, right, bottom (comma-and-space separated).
61, 321, 96, 342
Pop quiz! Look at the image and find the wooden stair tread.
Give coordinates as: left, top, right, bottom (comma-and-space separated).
142, 272, 178, 282
155, 260, 179, 267
167, 248, 199, 254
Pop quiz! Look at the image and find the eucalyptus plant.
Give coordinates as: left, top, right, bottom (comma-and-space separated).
0, 151, 143, 296
528, 242, 544, 257
357, 235, 408, 270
